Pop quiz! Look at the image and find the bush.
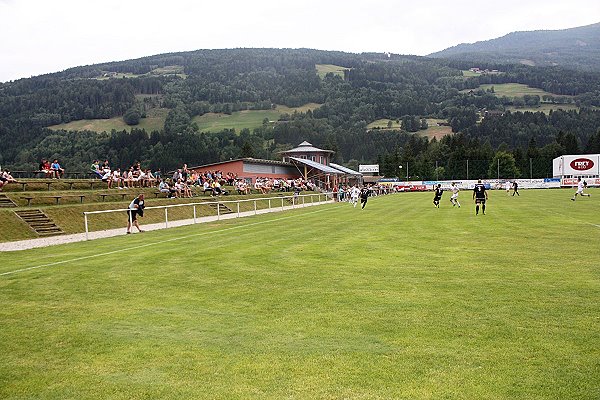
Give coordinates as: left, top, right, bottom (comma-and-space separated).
123, 107, 141, 126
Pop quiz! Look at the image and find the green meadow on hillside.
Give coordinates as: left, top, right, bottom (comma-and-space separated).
1, 189, 598, 399
469, 83, 566, 98
367, 118, 453, 139
316, 64, 349, 79
506, 103, 581, 114
48, 108, 169, 133
192, 103, 321, 132
48, 104, 322, 134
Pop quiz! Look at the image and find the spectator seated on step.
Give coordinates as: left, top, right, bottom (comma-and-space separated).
112, 168, 124, 189
159, 179, 177, 198
182, 180, 193, 198
203, 180, 213, 194
50, 159, 65, 179
211, 180, 223, 196
145, 169, 157, 188
40, 158, 55, 178
0, 170, 17, 191
235, 179, 250, 195
90, 159, 103, 178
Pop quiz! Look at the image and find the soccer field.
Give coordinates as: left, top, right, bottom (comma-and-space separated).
1, 189, 599, 399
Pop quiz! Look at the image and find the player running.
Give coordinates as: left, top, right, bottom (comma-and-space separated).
473, 179, 488, 215
359, 186, 372, 209
571, 177, 591, 201
349, 185, 361, 208
450, 182, 461, 207
432, 184, 443, 208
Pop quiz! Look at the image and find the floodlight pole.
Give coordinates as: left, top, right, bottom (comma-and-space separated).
497, 158, 500, 180
530, 158, 533, 179
466, 159, 469, 180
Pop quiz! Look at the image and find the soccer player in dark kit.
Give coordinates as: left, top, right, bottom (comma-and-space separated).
512, 180, 520, 196
433, 183, 443, 208
359, 186, 372, 209
473, 179, 488, 215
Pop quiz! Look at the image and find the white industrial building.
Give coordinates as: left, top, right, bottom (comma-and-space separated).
553, 154, 600, 186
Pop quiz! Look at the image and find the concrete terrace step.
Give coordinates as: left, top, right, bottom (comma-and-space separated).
207, 202, 234, 214
14, 209, 64, 236
0, 194, 17, 208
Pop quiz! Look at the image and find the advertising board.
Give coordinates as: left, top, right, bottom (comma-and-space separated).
553, 154, 600, 177
359, 164, 379, 173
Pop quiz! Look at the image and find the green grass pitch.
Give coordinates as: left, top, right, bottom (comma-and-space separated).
0, 189, 599, 399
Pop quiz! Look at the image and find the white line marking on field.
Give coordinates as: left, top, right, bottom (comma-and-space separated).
545, 208, 600, 231
0, 207, 334, 277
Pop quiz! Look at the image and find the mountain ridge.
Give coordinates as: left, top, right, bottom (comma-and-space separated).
428, 22, 600, 70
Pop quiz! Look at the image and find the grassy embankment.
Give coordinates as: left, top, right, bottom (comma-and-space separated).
0, 183, 320, 242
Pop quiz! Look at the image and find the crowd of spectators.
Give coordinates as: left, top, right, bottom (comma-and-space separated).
91, 160, 160, 189
252, 177, 314, 194
26, 157, 320, 199
155, 165, 315, 199
39, 158, 65, 178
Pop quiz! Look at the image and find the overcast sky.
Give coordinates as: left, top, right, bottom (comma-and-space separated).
1, 0, 599, 82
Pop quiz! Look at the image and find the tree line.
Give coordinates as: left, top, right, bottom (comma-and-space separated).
2, 48, 600, 177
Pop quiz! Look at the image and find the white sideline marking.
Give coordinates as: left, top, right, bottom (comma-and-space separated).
0, 207, 334, 277
545, 209, 600, 230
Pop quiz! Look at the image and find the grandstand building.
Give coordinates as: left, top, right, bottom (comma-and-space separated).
190, 141, 362, 188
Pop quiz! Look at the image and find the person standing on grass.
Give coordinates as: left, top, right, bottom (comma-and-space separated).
433, 183, 443, 208
450, 182, 461, 207
571, 177, 591, 201
473, 179, 488, 215
126, 194, 145, 234
505, 180, 511, 195
512, 180, 520, 196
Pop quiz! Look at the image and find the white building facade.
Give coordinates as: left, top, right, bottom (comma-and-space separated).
553, 154, 600, 186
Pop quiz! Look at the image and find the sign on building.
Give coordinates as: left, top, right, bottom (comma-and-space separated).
359, 164, 379, 173
553, 154, 600, 177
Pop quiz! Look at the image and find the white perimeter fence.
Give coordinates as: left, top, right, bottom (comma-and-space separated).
83, 193, 333, 240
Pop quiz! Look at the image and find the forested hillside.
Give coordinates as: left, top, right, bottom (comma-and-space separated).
1, 48, 600, 179
429, 22, 600, 71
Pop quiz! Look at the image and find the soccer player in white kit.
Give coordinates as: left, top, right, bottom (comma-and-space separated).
571, 177, 591, 201
505, 180, 511, 195
450, 182, 461, 207
350, 185, 361, 208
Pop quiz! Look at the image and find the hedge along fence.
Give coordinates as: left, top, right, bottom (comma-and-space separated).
83, 193, 333, 239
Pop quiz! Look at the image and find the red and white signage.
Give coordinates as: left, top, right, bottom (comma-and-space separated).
553, 154, 600, 177
561, 177, 600, 187
569, 158, 595, 171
